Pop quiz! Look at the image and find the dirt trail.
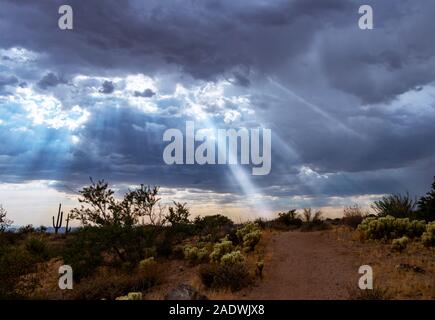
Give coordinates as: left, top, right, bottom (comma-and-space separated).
239, 231, 363, 300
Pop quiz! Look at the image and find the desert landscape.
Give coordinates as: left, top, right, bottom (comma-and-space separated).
1, 178, 434, 300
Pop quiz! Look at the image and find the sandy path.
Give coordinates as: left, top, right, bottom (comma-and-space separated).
239, 231, 363, 300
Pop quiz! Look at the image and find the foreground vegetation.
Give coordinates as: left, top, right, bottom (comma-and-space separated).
0, 177, 434, 300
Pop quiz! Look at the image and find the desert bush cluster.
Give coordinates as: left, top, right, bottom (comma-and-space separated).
421, 221, 435, 247
274, 210, 303, 228
199, 250, 250, 291
209, 237, 235, 262
391, 236, 409, 252
357, 215, 435, 251
267, 208, 329, 231
357, 216, 427, 240
342, 205, 368, 229
181, 244, 209, 264
179, 223, 263, 291
236, 223, 262, 252
371, 177, 435, 222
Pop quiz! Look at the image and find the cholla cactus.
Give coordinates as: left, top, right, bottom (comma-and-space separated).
421, 221, 435, 247
242, 230, 261, 252
183, 245, 208, 263
116, 292, 143, 300
209, 238, 234, 262
357, 216, 426, 240
236, 223, 262, 252
391, 236, 409, 252
220, 250, 246, 268
256, 260, 264, 278
236, 222, 260, 240
139, 257, 156, 271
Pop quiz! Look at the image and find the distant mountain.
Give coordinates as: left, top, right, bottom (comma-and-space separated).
6, 225, 77, 233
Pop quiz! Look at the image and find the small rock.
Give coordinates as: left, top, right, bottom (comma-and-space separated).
412, 266, 425, 273
165, 284, 208, 300
395, 263, 425, 273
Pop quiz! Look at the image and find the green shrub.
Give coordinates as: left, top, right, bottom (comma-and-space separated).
199, 250, 250, 291
69, 269, 160, 300
0, 246, 39, 299
63, 225, 158, 280
0, 231, 21, 248
299, 208, 329, 231
236, 222, 259, 239
371, 193, 416, 218
256, 260, 264, 278
236, 223, 262, 252
199, 258, 250, 291
220, 250, 246, 268
25, 236, 50, 261
0, 205, 12, 232
342, 205, 367, 229
391, 236, 409, 252
17, 224, 35, 234
183, 245, 208, 264
348, 287, 391, 300
358, 216, 426, 240
302, 208, 323, 223
199, 264, 218, 288
62, 227, 107, 281
241, 230, 261, 252
143, 247, 157, 259
154, 224, 196, 257
172, 244, 185, 259
416, 176, 435, 221
165, 202, 190, 226
139, 257, 156, 271
209, 238, 234, 262
421, 221, 435, 247
116, 292, 143, 300
193, 215, 234, 241
276, 210, 302, 227
253, 218, 267, 229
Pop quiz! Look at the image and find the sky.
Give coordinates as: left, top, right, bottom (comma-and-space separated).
0, 0, 435, 226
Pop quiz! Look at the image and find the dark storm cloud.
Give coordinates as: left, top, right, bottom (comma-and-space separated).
0, 0, 352, 78
0, 75, 18, 95
37, 72, 64, 89
0, 75, 18, 87
134, 88, 155, 98
0, 0, 433, 104
99, 80, 114, 94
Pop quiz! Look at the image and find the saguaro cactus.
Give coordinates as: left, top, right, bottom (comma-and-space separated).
65, 213, 72, 235
52, 203, 63, 234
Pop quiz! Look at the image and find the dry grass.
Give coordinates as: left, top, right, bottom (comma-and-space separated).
24, 258, 65, 299
334, 226, 435, 300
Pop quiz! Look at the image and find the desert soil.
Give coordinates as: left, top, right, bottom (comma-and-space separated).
235, 230, 363, 300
